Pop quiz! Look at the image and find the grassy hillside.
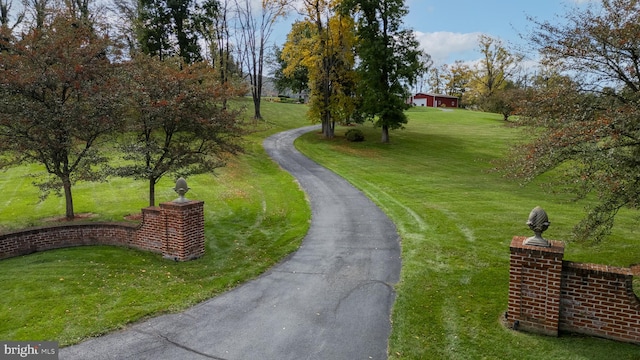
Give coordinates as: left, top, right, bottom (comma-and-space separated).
1, 101, 638, 358
296, 106, 640, 359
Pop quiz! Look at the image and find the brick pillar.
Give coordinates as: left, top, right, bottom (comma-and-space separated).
508, 236, 565, 336
159, 200, 205, 261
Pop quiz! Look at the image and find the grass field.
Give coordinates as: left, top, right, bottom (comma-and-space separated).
0, 100, 312, 345
1, 102, 639, 358
295, 107, 640, 359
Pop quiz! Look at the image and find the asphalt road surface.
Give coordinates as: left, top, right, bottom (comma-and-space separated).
60, 125, 401, 360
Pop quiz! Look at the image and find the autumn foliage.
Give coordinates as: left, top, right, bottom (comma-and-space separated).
0, 12, 125, 219
116, 55, 245, 207
505, 0, 640, 242
0, 7, 246, 218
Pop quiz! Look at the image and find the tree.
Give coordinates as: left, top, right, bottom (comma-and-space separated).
23, 0, 50, 29
136, 0, 204, 63
342, 0, 423, 142
192, 0, 242, 110
0, 0, 24, 32
484, 82, 525, 121
0, 0, 23, 53
0, 11, 125, 219
270, 44, 309, 98
235, 0, 288, 120
137, 0, 171, 59
112, 0, 139, 54
427, 65, 444, 94
116, 55, 245, 207
283, 1, 358, 138
442, 60, 472, 101
470, 35, 523, 110
414, 51, 432, 93
506, 0, 640, 242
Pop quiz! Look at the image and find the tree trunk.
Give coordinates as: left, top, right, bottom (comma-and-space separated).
62, 175, 74, 219
323, 112, 333, 139
381, 125, 390, 143
149, 178, 156, 207
253, 92, 262, 120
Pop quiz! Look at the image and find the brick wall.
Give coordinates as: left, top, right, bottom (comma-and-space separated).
508, 236, 640, 345
559, 262, 640, 343
0, 200, 204, 261
0, 223, 139, 260
508, 236, 565, 336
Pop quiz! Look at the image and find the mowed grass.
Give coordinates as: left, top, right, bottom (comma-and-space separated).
2, 101, 639, 358
295, 107, 640, 359
0, 99, 312, 345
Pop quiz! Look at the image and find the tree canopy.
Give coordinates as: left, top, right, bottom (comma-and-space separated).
282, 1, 358, 138
342, 0, 423, 142
506, 0, 640, 242
0, 10, 125, 219
136, 0, 206, 63
0, 1, 248, 218
116, 55, 245, 207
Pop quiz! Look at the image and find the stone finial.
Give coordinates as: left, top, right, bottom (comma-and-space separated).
173, 177, 190, 203
524, 206, 551, 247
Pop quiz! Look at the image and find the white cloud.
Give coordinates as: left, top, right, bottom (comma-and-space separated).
414, 31, 483, 65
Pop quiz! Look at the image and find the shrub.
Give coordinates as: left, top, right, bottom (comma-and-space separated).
345, 128, 365, 142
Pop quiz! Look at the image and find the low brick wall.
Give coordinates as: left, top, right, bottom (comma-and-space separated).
0, 223, 139, 259
508, 236, 640, 345
560, 262, 640, 343
0, 200, 204, 261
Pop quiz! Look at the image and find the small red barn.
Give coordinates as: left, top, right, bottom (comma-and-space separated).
408, 93, 459, 108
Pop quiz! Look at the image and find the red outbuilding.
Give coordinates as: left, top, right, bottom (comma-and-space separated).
407, 93, 459, 108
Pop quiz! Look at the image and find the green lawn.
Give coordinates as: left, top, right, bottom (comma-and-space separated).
0, 100, 312, 345
295, 107, 640, 359
1, 102, 639, 358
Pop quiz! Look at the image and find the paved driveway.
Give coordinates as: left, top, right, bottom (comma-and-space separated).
60, 126, 401, 360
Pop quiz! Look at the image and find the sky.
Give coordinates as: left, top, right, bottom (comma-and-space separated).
272, 0, 599, 67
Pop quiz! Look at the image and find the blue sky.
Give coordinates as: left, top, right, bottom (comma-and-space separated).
405, 0, 594, 65
272, 0, 598, 67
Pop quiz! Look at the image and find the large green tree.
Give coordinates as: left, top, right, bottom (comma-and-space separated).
0, 10, 125, 219
506, 0, 640, 242
136, 0, 207, 63
342, 0, 423, 142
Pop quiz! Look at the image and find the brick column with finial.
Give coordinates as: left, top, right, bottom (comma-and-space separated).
134, 177, 205, 261
507, 206, 565, 336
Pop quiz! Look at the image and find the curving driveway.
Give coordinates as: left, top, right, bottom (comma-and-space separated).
60, 126, 401, 360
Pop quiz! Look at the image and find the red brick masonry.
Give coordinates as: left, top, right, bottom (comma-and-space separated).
0, 200, 204, 262
508, 236, 640, 344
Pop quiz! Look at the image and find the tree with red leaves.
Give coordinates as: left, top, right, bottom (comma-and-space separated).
505, 0, 640, 242
0, 10, 125, 219
115, 54, 245, 207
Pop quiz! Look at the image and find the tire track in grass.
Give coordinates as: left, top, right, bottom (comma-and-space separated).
358, 179, 428, 236
436, 207, 476, 243
442, 299, 462, 359
0, 174, 28, 210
